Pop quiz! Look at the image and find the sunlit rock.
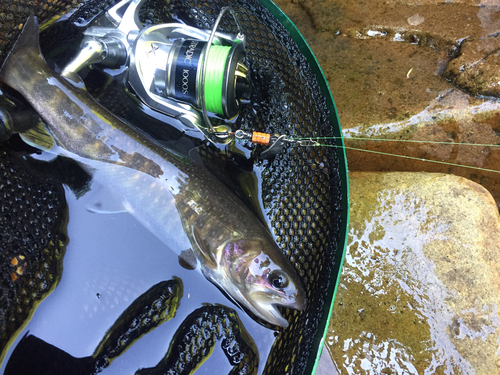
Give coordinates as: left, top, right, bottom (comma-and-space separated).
326, 172, 500, 374
340, 88, 500, 202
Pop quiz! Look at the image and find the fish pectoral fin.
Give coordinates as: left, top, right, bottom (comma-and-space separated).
192, 226, 217, 270
178, 248, 197, 270
19, 121, 55, 151
85, 185, 128, 214
61, 71, 87, 91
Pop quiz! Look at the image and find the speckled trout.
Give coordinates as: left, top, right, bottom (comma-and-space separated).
0, 16, 305, 327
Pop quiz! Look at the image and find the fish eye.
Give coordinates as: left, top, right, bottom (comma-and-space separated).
268, 270, 289, 289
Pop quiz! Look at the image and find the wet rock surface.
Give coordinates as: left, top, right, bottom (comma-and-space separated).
272, 1, 500, 372
327, 172, 500, 374
274, 0, 500, 203
445, 34, 500, 97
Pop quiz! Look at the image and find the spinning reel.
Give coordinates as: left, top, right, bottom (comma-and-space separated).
63, 0, 251, 144
63, 0, 316, 154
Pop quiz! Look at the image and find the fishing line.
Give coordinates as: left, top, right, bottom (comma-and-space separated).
204, 45, 232, 115
290, 136, 500, 148
304, 142, 500, 174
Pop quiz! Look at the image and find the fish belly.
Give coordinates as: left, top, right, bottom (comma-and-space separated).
85, 159, 193, 255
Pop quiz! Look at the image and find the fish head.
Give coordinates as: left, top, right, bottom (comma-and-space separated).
215, 238, 307, 328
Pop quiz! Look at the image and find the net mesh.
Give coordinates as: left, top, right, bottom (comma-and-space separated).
0, 1, 344, 374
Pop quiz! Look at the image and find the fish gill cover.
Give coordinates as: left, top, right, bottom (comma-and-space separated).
0, 0, 345, 374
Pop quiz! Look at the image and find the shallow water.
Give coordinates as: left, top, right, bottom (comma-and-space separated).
275, 0, 500, 205
269, 1, 500, 373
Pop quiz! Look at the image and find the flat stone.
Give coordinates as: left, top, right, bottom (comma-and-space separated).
326, 172, 500, 374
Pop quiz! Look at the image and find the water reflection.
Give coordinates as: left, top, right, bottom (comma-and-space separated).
5, 279, 182, 374
5, 297, 258, 375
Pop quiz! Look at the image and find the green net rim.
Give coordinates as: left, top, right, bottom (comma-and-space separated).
255, 1, 350, 374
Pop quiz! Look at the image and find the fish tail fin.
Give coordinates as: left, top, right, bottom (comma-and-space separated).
0, 16, 43, 86
19, 122, 55, 152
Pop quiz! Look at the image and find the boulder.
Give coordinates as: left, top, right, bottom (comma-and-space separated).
326, 172, 500, 374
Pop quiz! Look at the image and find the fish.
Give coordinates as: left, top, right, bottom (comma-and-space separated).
0, 16, 306, 328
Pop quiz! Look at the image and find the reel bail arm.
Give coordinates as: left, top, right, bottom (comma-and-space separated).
61, 0, 302, 158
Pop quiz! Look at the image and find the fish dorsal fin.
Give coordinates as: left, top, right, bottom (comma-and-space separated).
19, 121, 55, 152
192, 226, 217, 270
178, 249, 197, 270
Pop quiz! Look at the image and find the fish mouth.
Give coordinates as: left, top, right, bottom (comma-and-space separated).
290, 292, 307, 312
248, 292, 306, 328
251, 302, 290, 328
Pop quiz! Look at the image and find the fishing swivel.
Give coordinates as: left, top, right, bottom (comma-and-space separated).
233, 130, 320, 157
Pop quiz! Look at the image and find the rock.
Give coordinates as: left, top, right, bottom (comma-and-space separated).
326, 172, 500, 374
342, 88, 500, 203
407, 14, 425, 26
445, 35, 500, 97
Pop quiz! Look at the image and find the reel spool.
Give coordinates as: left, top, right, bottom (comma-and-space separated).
162, 31, 250, 118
